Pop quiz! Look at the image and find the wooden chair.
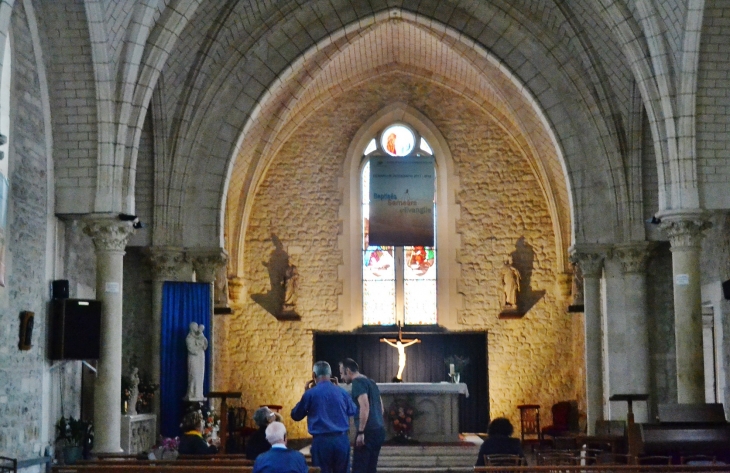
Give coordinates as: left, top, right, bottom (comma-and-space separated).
681, 454, 717, 465
0, 457, 16, 473
593, 453, 635, 465
536, 450, 579, 466
637, 455, 672, 465
484, 454, 523, 466
517, 404, 542, 445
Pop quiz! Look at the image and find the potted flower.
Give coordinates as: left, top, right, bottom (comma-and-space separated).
444, 355, 470, 383
56, 416, 93, 464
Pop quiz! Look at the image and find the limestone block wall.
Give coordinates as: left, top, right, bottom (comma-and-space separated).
0, 2, 55, 459
226, 73, 581, 438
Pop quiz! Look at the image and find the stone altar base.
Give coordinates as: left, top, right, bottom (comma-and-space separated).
121, 414, 156, 454
379, 383, 469, 443
371, 444, 480, 473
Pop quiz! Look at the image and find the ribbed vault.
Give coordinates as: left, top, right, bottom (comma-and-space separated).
224, 14, 573, 277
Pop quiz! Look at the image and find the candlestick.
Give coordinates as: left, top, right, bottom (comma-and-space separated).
449, 363, 455, 375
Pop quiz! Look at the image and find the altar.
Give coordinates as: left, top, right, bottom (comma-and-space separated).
378, 382, 469, 443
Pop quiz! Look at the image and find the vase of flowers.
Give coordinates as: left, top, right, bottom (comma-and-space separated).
151, 436, 179, 460
444, 355, 469, 383
56, 417, 93, 464
202, 407, 220, 442
387, 397, 418, 443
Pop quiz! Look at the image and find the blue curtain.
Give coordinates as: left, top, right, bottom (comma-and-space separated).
160, 282, 211, 437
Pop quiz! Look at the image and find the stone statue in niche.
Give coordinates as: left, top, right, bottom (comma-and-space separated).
128, 367, 140, 415
185, 322, 207, 401
214, 265, 229, 308
500, 256, 521, 308
571, 261, 584, 306
283, 263, 299, 311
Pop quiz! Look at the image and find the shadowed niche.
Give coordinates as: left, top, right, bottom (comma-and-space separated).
251, 234, 300, 321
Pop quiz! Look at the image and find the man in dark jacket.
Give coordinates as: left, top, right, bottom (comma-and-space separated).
252, 422, 308, 473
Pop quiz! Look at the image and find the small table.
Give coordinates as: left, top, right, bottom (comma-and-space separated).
208, 391, 242, 453
609, 393, 649, 457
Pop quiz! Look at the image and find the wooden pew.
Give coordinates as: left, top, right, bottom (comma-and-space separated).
54, 466, 321, 473
474, 467, 730, 472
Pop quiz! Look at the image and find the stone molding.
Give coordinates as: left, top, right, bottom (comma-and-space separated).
659, 217, 711, 251
188, 249, 228, 283
569, 245, 609, 278
228, 277, 244, 303
614, 242, 654, 274
145, 246, 186, 280
83, 217, 135, 252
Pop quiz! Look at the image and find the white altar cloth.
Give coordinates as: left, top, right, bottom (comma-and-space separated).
378, 382, 469, 398
378, 382, 468, 442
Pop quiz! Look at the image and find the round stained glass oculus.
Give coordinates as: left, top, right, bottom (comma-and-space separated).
380, 125, 415, 156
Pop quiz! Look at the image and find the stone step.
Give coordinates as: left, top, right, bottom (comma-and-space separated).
376, 444, 480, 468
377, 468, 473, 473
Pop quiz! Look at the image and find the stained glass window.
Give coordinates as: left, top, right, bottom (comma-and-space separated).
362, 126, 437, 326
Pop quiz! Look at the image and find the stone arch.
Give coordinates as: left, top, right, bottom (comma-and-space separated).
218, 13, 578, 281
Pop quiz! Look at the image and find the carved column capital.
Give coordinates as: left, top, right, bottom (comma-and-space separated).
659, 216, 711, 251
569, 245, 609, 278
615, 242, 654, 274
188, 248, 228, 283
145, 246, 186, 280
83, 216, 135, 252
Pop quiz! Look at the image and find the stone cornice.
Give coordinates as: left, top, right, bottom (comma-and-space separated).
614, 241, 654, 274
188, 248, 228, 283
569, 244, 610, 278
145, 246, 186, 280
83, 217, 135, 252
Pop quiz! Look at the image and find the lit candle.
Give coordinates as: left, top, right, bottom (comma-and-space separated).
449, 363, 455, 375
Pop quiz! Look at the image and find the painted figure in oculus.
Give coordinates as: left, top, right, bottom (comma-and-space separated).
500, 256, 521, 308
185, 322, 208, 401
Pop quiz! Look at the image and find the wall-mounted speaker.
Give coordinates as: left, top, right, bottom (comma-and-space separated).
52, 279, 69, 299
723, 279, 730, 300
50, 299, 101, 360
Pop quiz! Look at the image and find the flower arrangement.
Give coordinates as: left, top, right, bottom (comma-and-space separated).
151, 436, 179, 460
387, 397, 417, 440
56, 416, 93, 447
202, 408, 220, 441
444, 355, 470, 373
158, 436, 179, 452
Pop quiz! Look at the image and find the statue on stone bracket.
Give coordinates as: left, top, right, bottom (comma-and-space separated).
185, 322, 207, 401
499, 256, 522, 317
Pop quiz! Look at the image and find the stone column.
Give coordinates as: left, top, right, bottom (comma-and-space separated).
615, 242, 653, 422
145, 247, 186, 424
83, 217, 135, 453
570, 247, 606, 435
189, 249, 228, 390
660, 213, 711, 403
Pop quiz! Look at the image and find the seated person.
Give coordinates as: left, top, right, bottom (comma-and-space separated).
178, 410, 220, 455
475, 417, 526, 466
246, 406, 276, 460
253, 421, 308, 473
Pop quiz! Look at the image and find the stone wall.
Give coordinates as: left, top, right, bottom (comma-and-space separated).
122, 248, 153, 382
0, 1, 54, 460
226, 72, 580, 438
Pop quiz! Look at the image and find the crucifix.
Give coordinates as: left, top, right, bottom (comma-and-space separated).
380, 322, 420, 381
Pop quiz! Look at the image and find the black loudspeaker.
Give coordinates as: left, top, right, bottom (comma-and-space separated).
52, 279, 69, 299
723, 279, 730, 300
50, 299, 101, 360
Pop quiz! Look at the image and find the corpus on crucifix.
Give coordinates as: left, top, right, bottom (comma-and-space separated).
380, 323, 421, 381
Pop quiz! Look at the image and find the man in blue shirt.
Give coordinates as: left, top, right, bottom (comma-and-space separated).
252, 421, 308, 473
339, 358, 386, 473
291, 361, 357, 473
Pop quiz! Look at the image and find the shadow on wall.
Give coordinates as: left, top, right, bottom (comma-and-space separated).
251, 234, 300, 320
512, 236, 545, 314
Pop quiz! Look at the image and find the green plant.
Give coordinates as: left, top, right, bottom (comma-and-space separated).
56, 416, 92, 447
444, 355, 470, 372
